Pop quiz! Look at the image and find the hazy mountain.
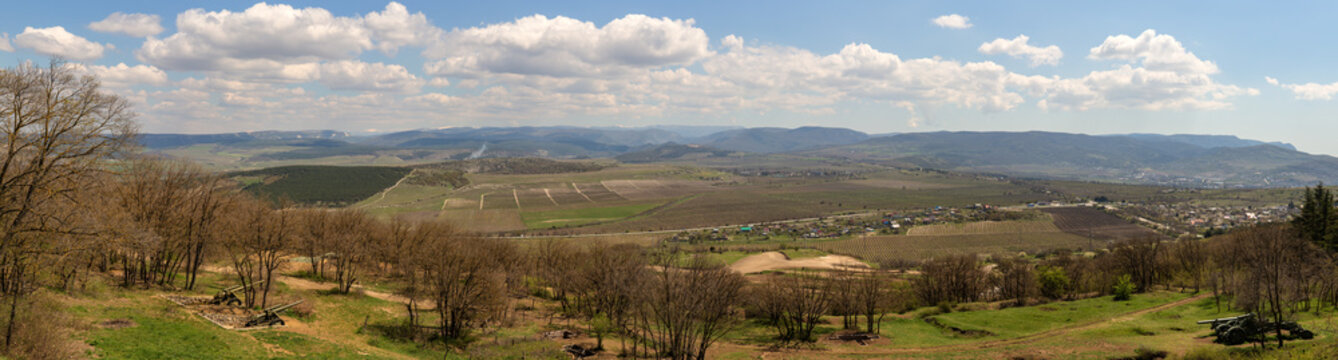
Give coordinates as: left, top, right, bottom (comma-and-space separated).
812, 131, 1337, 187
137, 130, 351, 149
137, 126, 1332, 187
1119, 134, 1297, 151
615, 143, 736, 163
360, 127, 682, 149
696, 126, 869, 153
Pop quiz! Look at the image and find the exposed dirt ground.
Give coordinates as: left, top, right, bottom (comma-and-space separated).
729, 251, 868, 274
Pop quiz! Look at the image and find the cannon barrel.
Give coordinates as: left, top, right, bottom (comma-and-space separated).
1196, 313, 1252, 325
264, 300, 304, 314
219, 280, 267, 293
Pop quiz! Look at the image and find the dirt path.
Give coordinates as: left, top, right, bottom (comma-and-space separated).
571, 182, 594, 202
729, 251, 868, 274
822, 292, 1214, 355
512, 189, 521, 209
478, 192, 487, 210
362, 169, 413, 207
543, 188, 559, 206
199, 264, 413, 306
275, 275, 412, 305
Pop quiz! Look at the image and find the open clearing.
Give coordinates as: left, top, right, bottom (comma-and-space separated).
728, 251, 867, 273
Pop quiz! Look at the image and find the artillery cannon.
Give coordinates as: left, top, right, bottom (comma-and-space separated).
1197, 313, 1314, 345
207, 280, 266, 306
244, 300, 303, 328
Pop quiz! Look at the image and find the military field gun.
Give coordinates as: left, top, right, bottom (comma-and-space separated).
1197, 313, 1314, 345
207, 280, 266, 306
245, 300, 303, 328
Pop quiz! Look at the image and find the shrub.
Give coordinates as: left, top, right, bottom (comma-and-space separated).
936, 301, 954, 314
1113, 274, 1134, 301
1037, 266, 1070, 300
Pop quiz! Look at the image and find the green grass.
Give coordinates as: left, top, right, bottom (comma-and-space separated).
86, 302, 270, 359
521, 201, 662, 229
931, 291, 1189, 339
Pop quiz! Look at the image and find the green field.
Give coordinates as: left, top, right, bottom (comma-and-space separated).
521, 201, 663, 229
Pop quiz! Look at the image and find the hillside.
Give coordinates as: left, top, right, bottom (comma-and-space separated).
138, 130, 351, 149
812, 131, 1338, 187
139, 126, 1331, 188
696, 126, 869, 153
615, 143, 736, 163
414, 158, 611, 174
231, 165, 412, 206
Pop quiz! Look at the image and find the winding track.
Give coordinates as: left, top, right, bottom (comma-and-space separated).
821, 292, 1213, 355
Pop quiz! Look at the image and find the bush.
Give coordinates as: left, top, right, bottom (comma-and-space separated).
1113, 274, 1134, 301
936, 301, 954, 314
1037, 266, 1070, 300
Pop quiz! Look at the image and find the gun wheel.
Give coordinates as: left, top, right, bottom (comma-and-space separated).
276, 320, 285, 326
227, 299, 241, 306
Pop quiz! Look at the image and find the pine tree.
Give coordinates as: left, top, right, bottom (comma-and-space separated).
1294, 184, 1338, 251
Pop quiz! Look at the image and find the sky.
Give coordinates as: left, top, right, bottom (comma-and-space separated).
3, 1, 1338, 154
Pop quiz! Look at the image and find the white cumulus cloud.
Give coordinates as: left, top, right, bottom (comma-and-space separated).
363, 2, 441, 55
1266, 76, 1338, 100
1036, 29, 1253, 111
14, 26, 107, 61
0, 33, 13, 52
423, 14, 711, 79
978, 35, 1062, 67
1088, 29, 1218, 74
932, 14, 972, 29
80, 63, 170, 87
138, 3, 373, 72
89, 12, 164, 37
319, 60, 424, 93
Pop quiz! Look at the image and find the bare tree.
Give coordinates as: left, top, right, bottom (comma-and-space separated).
1225, 224, 1323, 347
325, 209, 375, 294
914, 254, 987, 305
1169, 235, 1207, 293
994, 256, 1036, 306
572, 242, 647, 352
750, 273, 831, 343
0, 60, 135, 349
223, 198, 294, 308
1109, 236, 1164, 293
634, 253, 745, 359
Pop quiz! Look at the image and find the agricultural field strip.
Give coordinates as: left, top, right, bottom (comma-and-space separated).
543, 188, 558, 206
494, 209, 889, 238
826, 292, 1213, 355
570, 182, 594, 202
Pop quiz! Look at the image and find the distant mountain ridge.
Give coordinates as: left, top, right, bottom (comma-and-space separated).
696, 126, 870, 153
812, 131, 1334, 187
1117, 134, 1297, 151
139, 126, 1322, 188
137, 130, 350, 149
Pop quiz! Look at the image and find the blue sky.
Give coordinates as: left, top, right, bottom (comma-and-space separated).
3, 1, 1337, 154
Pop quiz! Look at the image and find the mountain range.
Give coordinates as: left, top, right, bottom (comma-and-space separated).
140, 126, 1329, 188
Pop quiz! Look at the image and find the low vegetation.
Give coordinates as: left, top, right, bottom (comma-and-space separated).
230, 165, 412, 206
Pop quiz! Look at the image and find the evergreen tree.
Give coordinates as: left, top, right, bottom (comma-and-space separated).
1294, 184, 1338, 251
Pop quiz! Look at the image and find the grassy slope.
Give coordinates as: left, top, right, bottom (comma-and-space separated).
233, 165, 412, 206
